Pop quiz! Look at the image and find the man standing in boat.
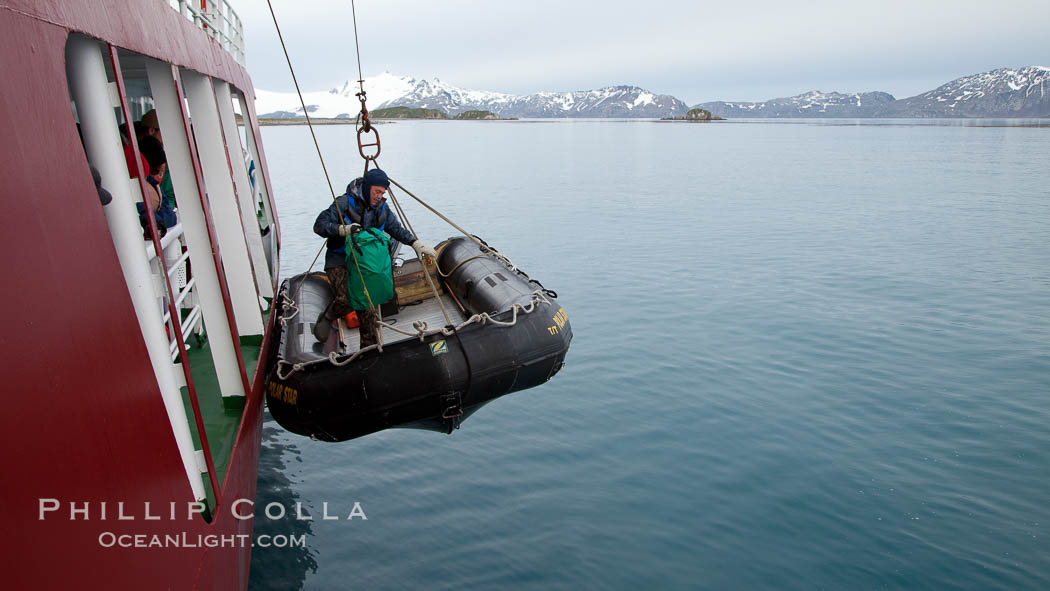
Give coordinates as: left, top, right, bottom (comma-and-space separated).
313, 168, 436, 346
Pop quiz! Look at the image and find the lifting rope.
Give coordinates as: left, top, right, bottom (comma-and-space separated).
385, 185, 452, 326
348, 0, 380, 171
264, 0, 340, 208
349, 0, 366, 103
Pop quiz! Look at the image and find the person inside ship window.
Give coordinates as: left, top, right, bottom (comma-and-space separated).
136, 135, 177, 237
134, 109, 176, 209
312, 168, 436, 346
121, 123, 151, 184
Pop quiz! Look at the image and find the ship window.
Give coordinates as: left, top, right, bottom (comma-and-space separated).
230, 93, 262, 218
229, 85, 278, 294
230, 86, 278, 275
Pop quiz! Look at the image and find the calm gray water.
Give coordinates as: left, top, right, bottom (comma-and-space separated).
249, 119, 1050, 590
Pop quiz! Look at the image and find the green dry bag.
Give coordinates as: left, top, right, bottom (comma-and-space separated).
345, 229, 394, 310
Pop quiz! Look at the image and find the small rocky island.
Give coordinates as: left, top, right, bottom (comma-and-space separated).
661, 108, 724, 121
453, 110, 516, 120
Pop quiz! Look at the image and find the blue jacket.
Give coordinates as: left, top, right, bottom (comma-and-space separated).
313, 177, 416, 269
137, 175, 178, 231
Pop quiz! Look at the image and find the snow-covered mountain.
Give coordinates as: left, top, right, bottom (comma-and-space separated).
876, 66, 1050, 117
255, 73, 689, 119
382, 79, 689, 118
255, 67, 1050, 120
695, 67, 1049, 118
254, 72, 417, 119
695, 91, 896, 118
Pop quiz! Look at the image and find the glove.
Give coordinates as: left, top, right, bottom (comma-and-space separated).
412, 240, 437, 260
337, 223, 361, 237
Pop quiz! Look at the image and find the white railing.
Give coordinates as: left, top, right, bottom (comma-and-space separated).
167, 0, 246, 66
145, 223, 206, 360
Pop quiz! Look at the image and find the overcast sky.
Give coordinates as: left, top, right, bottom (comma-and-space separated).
236, 0, 1049, 104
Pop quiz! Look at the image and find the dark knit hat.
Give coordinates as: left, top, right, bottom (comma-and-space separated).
363, 168, 390, 188
360, 168, 390, 208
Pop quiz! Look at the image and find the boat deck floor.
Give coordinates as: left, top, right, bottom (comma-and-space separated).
318, 294, 468, 355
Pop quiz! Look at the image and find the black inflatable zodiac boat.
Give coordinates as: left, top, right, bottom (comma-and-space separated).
265, 236, 572, 442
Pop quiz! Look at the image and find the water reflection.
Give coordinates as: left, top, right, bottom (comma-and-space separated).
248, 424, 318, 591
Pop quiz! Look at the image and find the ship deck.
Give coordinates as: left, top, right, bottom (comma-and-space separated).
179, 330, 264, 509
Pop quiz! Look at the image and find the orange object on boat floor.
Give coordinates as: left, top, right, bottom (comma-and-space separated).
343, 311, 360, 328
